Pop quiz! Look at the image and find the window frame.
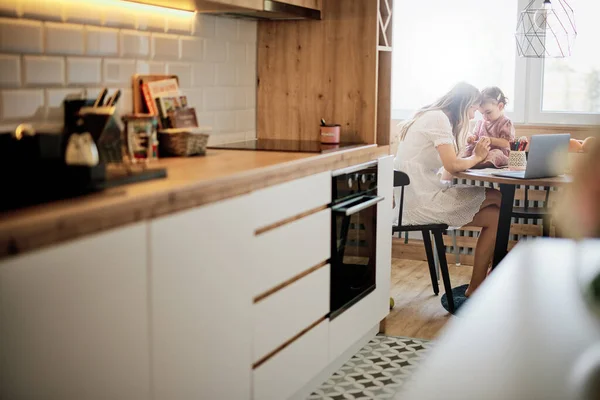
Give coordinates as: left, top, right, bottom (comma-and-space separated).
392, 0, 600, 127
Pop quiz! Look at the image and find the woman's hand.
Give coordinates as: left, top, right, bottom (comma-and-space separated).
474, 137, 491, 161
466, 135, 477, 144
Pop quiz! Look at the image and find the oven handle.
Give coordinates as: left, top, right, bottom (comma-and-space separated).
331, 195, 384, 216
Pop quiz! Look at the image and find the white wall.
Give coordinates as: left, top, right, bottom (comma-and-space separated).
0, 0, 257, 145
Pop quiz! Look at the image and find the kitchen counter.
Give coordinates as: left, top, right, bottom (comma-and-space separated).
0, 144, 388, 260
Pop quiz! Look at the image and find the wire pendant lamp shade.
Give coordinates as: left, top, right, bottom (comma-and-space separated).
515, 0, 577, 58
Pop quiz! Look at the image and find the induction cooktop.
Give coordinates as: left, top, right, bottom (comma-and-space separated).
207, 139, 367, 153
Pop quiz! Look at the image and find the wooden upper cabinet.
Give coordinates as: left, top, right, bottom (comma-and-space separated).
194, 0, 263, 12
280, 0, 322, 10
193, 0, 322, 12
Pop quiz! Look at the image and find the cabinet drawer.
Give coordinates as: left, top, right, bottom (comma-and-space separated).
253, 264, 329, 363
251, 172, 331, 230
253, 208, 330, 296
253, 319, 328, 400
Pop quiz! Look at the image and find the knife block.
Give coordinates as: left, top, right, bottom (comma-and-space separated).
77, 105, 125, 164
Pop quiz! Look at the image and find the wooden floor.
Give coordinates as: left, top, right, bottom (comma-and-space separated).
383, 258, 473, 340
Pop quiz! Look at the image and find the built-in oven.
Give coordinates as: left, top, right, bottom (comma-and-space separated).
330, 161, 382, 320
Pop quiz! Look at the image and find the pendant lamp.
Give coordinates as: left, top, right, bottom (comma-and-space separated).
515, 0, 577, 58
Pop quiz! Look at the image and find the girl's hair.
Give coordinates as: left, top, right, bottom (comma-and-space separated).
399, 82, 482, 151
481, 86, 508, 105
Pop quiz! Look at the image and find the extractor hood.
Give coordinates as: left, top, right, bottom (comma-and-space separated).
214, 0, 321, 20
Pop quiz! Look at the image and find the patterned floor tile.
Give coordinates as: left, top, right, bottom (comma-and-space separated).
308, 335, 431, 400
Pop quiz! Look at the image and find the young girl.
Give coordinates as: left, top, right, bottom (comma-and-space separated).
463, 87, 515, 168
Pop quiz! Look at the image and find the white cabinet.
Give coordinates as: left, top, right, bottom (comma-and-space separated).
0, 223, 150, 400
329, 155, 393, 361
150, 195, 254, 400
253, 319, 329, 400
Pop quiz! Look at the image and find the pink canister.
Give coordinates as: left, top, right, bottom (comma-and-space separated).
320, 120, 340, 144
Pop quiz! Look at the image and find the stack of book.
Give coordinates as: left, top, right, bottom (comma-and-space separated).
140, 78, 198, 129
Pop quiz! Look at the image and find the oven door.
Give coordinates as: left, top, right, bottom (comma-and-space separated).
330, 194, 383, 319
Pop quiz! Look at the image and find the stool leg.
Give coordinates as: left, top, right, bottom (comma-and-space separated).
431, 231, 440, 279
422, 230, 439, 295
433, 229, 455, 313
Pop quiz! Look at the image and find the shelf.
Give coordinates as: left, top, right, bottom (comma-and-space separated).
377, 46, 392, 52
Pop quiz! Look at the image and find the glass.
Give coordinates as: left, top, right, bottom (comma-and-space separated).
542, 0, 600, 113
392, 0, 518, 116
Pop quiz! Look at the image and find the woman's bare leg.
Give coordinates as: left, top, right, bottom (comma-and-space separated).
464, 188, 501, 297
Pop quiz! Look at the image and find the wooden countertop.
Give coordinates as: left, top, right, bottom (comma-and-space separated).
0, 145, 388, 260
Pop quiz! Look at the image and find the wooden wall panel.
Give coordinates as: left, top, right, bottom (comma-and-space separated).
257, 0, 379, 143
376, 51, 392, 146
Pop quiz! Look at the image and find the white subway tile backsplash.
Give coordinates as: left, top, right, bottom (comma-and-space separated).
238, 20, 257, 43
46, 88, 84, 108
247, 43, 256, 65
137, 13, 166, 32
236, 64, 255, 86
181, 37, 203, 61
193, 62, 215, 87
86, 26, 119, 56
1, 89, 44, 120
204, 39, 227, 63
196, 111, 214, 128
246, 87, 256, 108
236, 109, 255, 131
121, 30, 150, 57
147, 61, 166, 74
196, 15, 216, 39
215, 18, 238, 42
214, 110, 237, 132
203, 87, 227, 111
116, 88, 133, 115
185, 88, 202, 110
63, 0, 103, 25
67, 57, 101, 85
228, 42, 245, 63
136, 61, 150, 75
0, 54, 20, 87
152, 33, 180, 60
104, 7, 136, 29
104, 59, 136, 85
166, 15, 193, 35
166, 63, 192, 88
46, 87, 84, 120
24, 56, 65, 86
0, 18, 43, 53
45, 22, 85, 55
226, 87, 246, 110
0, 12, 256, 137
20, 0, 63, 21
216, 63, 236, 86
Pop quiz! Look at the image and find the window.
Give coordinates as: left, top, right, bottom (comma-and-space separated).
392, 0, 520, 120
392, 0, 600, 125
542, 1, 600, 113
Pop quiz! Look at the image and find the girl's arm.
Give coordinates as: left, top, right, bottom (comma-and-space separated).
437, 137, 491, 174
489, 137, 510, 148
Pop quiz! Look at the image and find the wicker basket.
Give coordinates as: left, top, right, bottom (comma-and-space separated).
158, 128, 210, 157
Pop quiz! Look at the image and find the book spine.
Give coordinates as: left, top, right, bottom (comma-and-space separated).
141, 83, 158, 115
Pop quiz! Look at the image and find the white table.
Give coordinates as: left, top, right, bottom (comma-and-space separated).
401, 239, 600, 400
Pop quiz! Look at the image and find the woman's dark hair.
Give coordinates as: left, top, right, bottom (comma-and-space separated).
481, 86, 508, 105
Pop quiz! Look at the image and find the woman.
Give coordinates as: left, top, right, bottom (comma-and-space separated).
394, 82, 501, 298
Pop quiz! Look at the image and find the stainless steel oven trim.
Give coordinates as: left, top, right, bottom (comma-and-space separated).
331, 160, 378, 177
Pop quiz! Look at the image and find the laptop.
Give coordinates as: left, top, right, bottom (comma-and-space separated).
492, 133, 570, 179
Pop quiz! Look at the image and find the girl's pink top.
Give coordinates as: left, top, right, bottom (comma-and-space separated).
464, 115, 515, 167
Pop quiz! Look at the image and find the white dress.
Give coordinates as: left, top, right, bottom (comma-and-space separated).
393, 110, 486, 229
